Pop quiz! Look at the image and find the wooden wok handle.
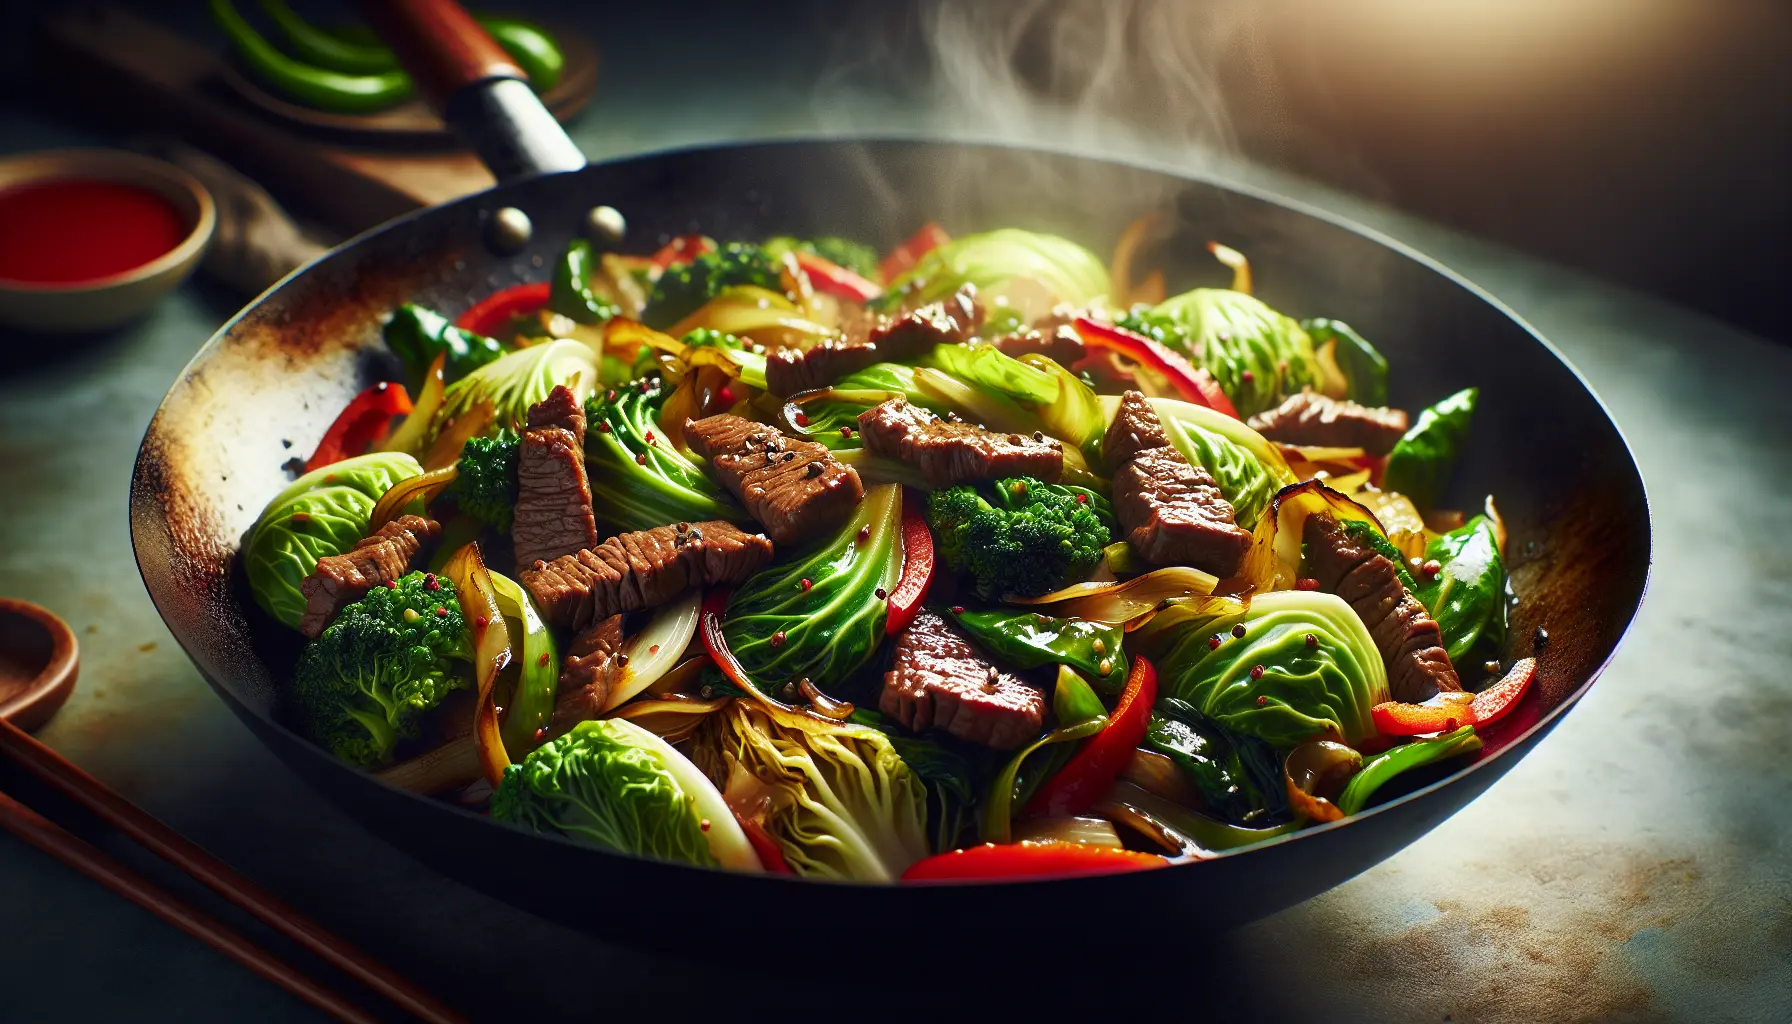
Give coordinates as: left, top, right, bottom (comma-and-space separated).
358, 0, 585, 183
358, 0, 522, 108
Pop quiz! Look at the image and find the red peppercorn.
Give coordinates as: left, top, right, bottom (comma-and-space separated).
1232, 623, 1247, 639
1256, 695, 1268, 706
384, 580, 398, 589
435, 606, 448, 617
475, 615, 488, 629
840, 426, 853, 438
1250, 664, 1265, 680
1208, 635, 1223, 650
598, 421, 612, 433
606, 390, 617, 402
795, 412, 810, 427
1295, 577, 1320, 591
645, 431, 657, 445
1075, 493, 1088, 504
538, 652, 550, 667
1305, 633, 1318, 648
636, 453, 648, 465
770, 630, 787, 647
1421, 559, 1442, 578
799, 578, 813, 592
875, 588, 887, 600
950, 606, 965, 614
716, 385, 736, 406
858, 525, 870, 543
1241, 370, 1255, 383
534, 727, 547, 742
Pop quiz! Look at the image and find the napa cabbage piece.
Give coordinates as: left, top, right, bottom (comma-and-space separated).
491, 718, 760, 871
1120, 289, 1326, 417
847, 709, 978, 853
582, 378, 742, 530
917, 342, 1106, 456
1102, 394, 1297, 487
723, 483, 902, 693
245, 452, 423, 629
437, 338, 597, 436
884, 228, 1109, 311
1160, 414, 1274, 530
690, 700, 930, 881
1413, 514, 1509, 670
1137, 590, 1388, 748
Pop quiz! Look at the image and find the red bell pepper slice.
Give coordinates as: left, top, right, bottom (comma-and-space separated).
885, 490, 935, 636
305, 381, 412, 471
650, 234, 716, 271
792, 250, 883, 304
455, 281, 551, 338
733, 811, 792, 875
902, 840, 1167, 882
1071, 317, 1239, 419
878, 222, 950, 284
1371, 658, 1538, 737
1025, 656, 1157, 818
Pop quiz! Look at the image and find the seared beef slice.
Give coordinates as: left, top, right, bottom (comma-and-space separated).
1247, 391, 1409, 456
298, 515, 440, 638
1303, 514, 1461, 702
521, 520, 772, 633
880, 610, 1044, 750
512, 385, 599, 569
682, 414, 863, 545
856, 397, 1063, 486
1103, 391, 1250, 577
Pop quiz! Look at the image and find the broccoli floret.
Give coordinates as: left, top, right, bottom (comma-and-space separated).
927, 477, 1110, 599
292, 572, 472, 768
640, 242, 783, 330
447, 429, 519, 532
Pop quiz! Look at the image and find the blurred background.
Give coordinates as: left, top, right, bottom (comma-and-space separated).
5, 0, 1786, 339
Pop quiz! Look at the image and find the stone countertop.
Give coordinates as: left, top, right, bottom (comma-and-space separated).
2, 8, 1790, 1022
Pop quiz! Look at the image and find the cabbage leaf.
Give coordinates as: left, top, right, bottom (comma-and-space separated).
885, 228, 1109, 310
1122, 289, 1323, 417
437, 338, 597, 437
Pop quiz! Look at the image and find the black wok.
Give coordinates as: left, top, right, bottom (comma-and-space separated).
130, 0, 1649, 958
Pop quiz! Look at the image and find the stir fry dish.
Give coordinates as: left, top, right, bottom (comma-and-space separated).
246, 220, 1535, 882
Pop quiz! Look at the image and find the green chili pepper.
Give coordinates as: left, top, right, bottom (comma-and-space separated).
1335, 725, 1481, 815
549, 240, 620, 326
253, 0, 563, 92
944, 606, 1128, 693
384, 304, 506, 386
980, 666, 1107, 843
1302, 318, 1389, 407
1382, 387, 1479, 510
210, 0, 413, 114
1412, 514, 1510, 669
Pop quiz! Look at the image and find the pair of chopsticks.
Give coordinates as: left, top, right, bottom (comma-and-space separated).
0, 715, 465, 1024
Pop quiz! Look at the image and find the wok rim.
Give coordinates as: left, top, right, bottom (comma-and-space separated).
129, 134, 1653, 890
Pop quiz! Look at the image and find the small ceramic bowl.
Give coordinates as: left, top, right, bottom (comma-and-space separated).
0, 598, 78, 733
0, 148, 216, 333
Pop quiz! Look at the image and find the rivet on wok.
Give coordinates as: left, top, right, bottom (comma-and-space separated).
487, 207, 533, 255
586, 205, 627, 246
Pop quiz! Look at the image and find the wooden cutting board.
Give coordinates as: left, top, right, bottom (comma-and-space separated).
33, 5, 592, 235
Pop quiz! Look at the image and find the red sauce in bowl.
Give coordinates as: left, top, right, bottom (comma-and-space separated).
0, 179, 189, 285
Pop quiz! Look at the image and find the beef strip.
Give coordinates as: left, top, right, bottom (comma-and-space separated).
682, 414, 863, 545
762, 286, 979, 395
1101, 390, 1251, 577
856, 397, 1064, 486
993, 324, 1086, 367
1303, 514, 1461, 702
297, 515, 440, 638
1112, 447, 1252, 576
512, 385, 599, 570
1246, 390, 1410, 456
879, 609, 1045, 750
521, 520, 772, 633
1101, 389, 1171, 469
549, 614, 626, 738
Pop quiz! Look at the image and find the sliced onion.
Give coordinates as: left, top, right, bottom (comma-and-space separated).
1119, 748, 1205, 809
778, 249, 822, 323
1109, 212, 1161, 310
1322, 468, 1373, 495
1283, 740, 1363, 824
797, 678, 854, 721
602, 589, 701, 712
1208, 241, 1253, 295
423, 398, 496, 471
378, 351, 446, 457
440, 542, 514, 787
645, 655, 711, 698
1011, 816, 1124, 849
374, 736, 479, 794
605, 694, 730, 744
1006, 565, 1220, 623
369, 464, 458, 532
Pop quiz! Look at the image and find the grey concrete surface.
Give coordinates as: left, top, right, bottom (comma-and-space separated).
2, 4, 1789, 1022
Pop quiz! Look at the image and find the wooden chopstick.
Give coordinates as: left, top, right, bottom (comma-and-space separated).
0, 717, 466, 1024
0, 787, 380, 1024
